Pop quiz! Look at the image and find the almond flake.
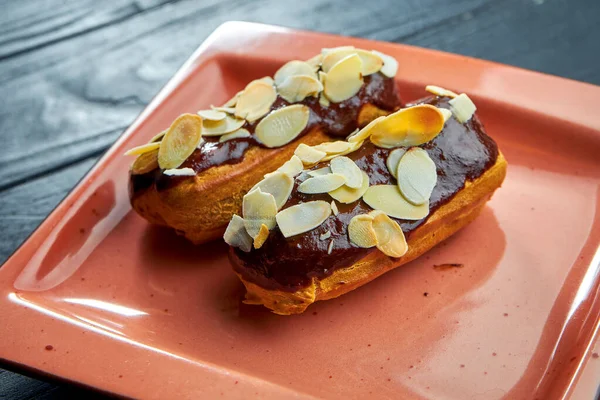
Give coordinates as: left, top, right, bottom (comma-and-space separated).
277, 75, 323, 103
211, 105, 236, 114
348, 214, 378, 248
254, 105, 310, 148
223, 91, 242, 107
370, 105, 444, 148
319, 93, 330, 107
250, 171, 294, 210
322, 48, 383, 76
425, 85, 458, 98
323, 54, 364, 103
157, 114, 203, 169
371, 50, 398, 78
440, 108, 453, 123
275, 155, 304, 178
363, 185, 429, 220
306, 54, 322, 69
235, 80, 277, 122
276, 201, 332, 238
223, 214, 252, 252
321, 140, 364, 161
397, 148, 437, 205
308, 166, 331, 177
298, 173, 346, 194
219, 128, 251, 143
259, 76, 275, 85
131, 150, 158, 175
163, 167, 196, 176
330, 156, 362, 189
242, 188, 277, 238
274, 60, 318, 86
386, 148, 407, 179
347, 116, 385, 143
328, 240, 334, 254
356, 49, 384, 75
313, 141, 353, 154
320, 230, 332, 240
448, 93, 477, 123
294, 143, 326, 165
124, 141, 161, 156
202, 115, 246, 136
149, 130, 166, 143
328, 170, 369, 204
321, 47, 358, 73
371, 212, 408, 257
197, 109, 226, 121
331, 201, 339, 216
253, 224, 270, 249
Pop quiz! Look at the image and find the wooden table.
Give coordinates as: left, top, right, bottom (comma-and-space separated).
1, 0, 599, 398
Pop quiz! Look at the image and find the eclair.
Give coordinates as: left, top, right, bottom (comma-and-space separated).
225, 86, 507, 315
125, 47, 402, 244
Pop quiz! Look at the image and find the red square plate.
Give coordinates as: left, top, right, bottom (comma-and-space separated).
1, 22, 600, 399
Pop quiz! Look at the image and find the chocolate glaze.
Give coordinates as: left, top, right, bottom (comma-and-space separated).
232, 96, 499, 292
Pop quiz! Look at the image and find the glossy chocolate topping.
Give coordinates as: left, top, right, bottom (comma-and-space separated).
231, 96, 499, 292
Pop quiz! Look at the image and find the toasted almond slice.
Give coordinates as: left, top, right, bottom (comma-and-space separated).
449, 93, 477, 123
308, 166, 331, 177
235, 80, 277, 122
425, 85, 458, 98
371, 50, 398, 78
131, 150, 159, 175
163, 167, 196, 176
440, 108, 453, 123
348, 214, 378, 248
323, 54, 364, 103
197, 109, 226, 121
259, 76, 274, 85
306, 53, 322, 69
274, 60, 318, 86
319, 93, 330, 107
320, 230, 331, 240
124, 141, 161, 156
295, 143, 327, 165
321, 47, 357, 73
223, 91, 242, 107
397, 148, 437, 205
275, 155, 304, 178
253, 224, 270, 249
328, 170, 369, 204
386, 148, 407, 179
223, 214, 252, 252
363, 185, 429, 220
322, 48, 384, 76
219, 128, 251, 143
331, 201, 339, 216
371, 212, 408, 257
254, 105, 310, 148
330, 156, 362, 189
370, 105, 444, 148
321, 140, 364, 161
348, 116, 385, 143
149, 130, 166, 143
298, 173, 346, 194
277, 75, 323, 103
313, 141, 353, 154
202, 115, 246, 136
242, 188, 277, 238
157, 114, 203, 169
275, 201, 331, 238
328, 240, 334, 254
250, 171, 294, 210
211, 105, 236, 114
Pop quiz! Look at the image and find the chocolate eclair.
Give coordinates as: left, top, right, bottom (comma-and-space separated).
225, 86, 507, 315
124, 47, 402, 244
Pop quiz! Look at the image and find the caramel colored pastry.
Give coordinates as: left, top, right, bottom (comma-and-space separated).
125, 47, 401, 244
226, 88, 507, 315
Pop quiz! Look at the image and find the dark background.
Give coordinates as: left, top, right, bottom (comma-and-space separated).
1, 0, 599, 398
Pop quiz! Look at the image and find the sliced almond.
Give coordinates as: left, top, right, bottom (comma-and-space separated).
348, 214, 378, 248
313, 141, 353, 154
157, 113, 203, 169
449, 93, 477, 123
397, 148, 437, 205
277, 75, 323, 103
254, 104, 310, 148
330, 156, 362, 189
371, 50, 398, 78
347, 116, 385, 143
274, 60, 318, 86
306, 54, 322, 69
322, 46, 355, 55
235, 80, 277, 122
331, 200, 339, 216
242, 188, 277, 238
250, 171, 294, 210
370, 105, 444, 148
163, 167, 196, 176
322, 48, 384, 76
328, 240, 334, 254
149, 130, 166, 143
363, 185, 429, 220
223, 214, 252, 252
275, 155, 304, 178
321, 140, 364, 161
298, 173, 346, 194
294, 143, 326, 165
211, 105, 236, 114
275, 201, 331, 238
440, 108, 453, 123
219, 128, 251, 143
124, 141, 161, 156
131, 150, 158, 175
328, 170, 369, 204
259, 76, 274, 85
197, 109, 226, 121
386, 148, 407, 179
323, 53, 364, 103
202, 115, 246, 137
321, 47, 357, 73
425, 85, 458, 98
371, 212, 408, 257
223, 91, 242, 108
320, 230, 331, 240
308, 166, 332, 177
319, 93, 330, 107
253, 224, 270, 249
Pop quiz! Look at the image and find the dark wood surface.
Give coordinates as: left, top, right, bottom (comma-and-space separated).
1, 0, 599, 398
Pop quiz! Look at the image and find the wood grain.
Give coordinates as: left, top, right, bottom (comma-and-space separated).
1, 0, 598, 398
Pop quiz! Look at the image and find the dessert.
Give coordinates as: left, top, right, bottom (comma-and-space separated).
226, 86, 507, 315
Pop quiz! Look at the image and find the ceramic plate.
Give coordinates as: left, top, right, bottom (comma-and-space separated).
1, 22, 599, 399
